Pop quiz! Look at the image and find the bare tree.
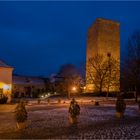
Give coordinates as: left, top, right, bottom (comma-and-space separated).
104, 56, 120, 97
124, 30, 140, 102
87, 53, 120, 96
56, 64, 83, 98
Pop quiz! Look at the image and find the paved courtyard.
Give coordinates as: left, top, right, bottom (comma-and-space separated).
0, 98, 140, 139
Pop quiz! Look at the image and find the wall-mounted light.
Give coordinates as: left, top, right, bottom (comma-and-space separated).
3, 85, 10, 90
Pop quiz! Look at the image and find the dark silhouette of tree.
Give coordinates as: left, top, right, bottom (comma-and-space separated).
42, 77, 52, 92
123, 30, 140, 102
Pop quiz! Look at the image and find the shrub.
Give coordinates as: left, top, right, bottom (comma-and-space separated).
122, 92, 134, 99
15, 101, 28, 123
58, 98, 61, 103
91, 100, 94, 103
69, 98, 80, 118
0, 95, 8, 104
138, 101, 140, 109
38, 99, 41, 104
24, 100, 28, 105
47, 98, 50, 104
80, 92, 117, 97
116, 96, 126, 113
94, 101, 99, 106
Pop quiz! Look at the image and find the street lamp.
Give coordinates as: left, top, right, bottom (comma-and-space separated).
68, 86, 77, 99
72, 86, 77, 92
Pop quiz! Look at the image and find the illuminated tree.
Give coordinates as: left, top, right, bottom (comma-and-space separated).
56, 64, 83, 97
104, 56, 120, 97
87, 53, 120, 95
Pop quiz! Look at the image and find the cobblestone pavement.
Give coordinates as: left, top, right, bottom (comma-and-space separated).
0, 103, 140, 139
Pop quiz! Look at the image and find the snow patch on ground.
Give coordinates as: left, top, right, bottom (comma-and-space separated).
0, 98, 140, 139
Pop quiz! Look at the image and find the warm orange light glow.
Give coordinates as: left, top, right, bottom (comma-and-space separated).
83, 86, 86, 90
0, 82, 12, 94
3, 84, 10, 90
72, 86, 77, 91
86, 84, 94, 91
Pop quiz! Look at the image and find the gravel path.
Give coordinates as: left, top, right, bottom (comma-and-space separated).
0, 103, 140, 139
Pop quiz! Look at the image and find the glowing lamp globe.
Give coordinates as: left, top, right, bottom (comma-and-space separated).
3, 84, 10, 90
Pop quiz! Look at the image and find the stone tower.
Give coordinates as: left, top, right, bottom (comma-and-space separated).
86, 18, 120, 92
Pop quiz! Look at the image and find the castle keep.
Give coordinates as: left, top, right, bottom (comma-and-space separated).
86, 18, 120, 92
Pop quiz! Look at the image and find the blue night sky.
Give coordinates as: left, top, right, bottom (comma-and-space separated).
0, 1, 140, 77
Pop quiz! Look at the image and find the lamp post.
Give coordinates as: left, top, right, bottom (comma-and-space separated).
107, 52, 111, 98
68, 86, 77, 99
